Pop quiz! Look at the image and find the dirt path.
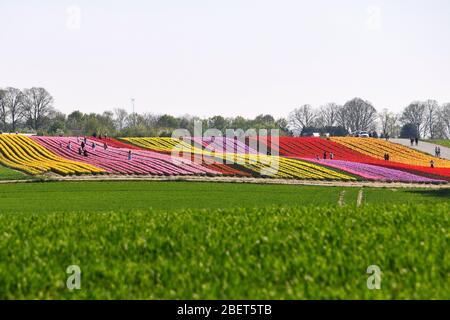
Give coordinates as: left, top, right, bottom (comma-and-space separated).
1, 174, 449, 189
391, 138, 450, 160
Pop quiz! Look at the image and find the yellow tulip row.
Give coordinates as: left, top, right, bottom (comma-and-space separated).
232, 154, 355, 180
125, 137, 355, 180
123, 137, 203, 153
0, 135, 104, 175
331, 137, 450, 168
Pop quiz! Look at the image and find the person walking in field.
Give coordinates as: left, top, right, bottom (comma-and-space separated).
128, 150, 132, 160
104, 142, 108, 150
415, 137, 419, 146
437, 146, 441, 157
330, 152, 334, 160
92, 142, 96, 150
67, 142, 72, 150
323, 151, 327, 160
410, 137, 414, 146
81, 141, 85, 150
430, 160, 435, 168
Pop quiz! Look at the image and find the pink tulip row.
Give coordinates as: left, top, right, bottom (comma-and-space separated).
188, 137, 260, 154
32, 137, 221, 176
309, 159, 446, 183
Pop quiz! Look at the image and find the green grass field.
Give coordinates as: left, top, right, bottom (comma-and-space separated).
0, 181, 449, 213
0, 181, 448, 299
428, 139, 450, 148
0, 165, 30, 181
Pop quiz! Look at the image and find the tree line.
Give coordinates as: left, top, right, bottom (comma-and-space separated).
288, 98, 450, 139
1, 87, 449, 138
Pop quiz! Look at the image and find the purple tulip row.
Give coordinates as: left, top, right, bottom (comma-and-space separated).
310, 159, 446, 183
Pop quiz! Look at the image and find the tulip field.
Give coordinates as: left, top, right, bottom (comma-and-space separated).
0, 134, 449, 183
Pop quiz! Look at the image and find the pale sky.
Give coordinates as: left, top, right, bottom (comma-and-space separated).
1, 0, 450, 118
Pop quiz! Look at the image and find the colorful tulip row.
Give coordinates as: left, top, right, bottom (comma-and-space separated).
123, 137, 356, 180
331, 137, 450, 168
253, 136, 450, 181
0, 135, 104, 175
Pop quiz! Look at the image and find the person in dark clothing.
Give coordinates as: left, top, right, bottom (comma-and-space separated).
323, 151, 327, 159
410, 137, 414, 146
415, 137, 419, 146
81, 141, 85, 150
128, 150, 132, 160
430, 160, 435, 168
104, 143, 108, 150
78, 147, 82, 155
386, 153, 390, 161
83, 149, 88, 157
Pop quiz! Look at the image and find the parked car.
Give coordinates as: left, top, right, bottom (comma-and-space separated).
352, 131, 370, 138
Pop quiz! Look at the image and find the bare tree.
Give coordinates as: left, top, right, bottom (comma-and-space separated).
439, 103, 450, 139
288, 104, 317, 133
341, 98, 378, 133
114, 108, 128, 131
4, 87, 25, 132
335, 105, 349, 131
379, 108, 399, 137
401, 101, 427, 138
423, 99, 440, 139
0, 89, 7, 131
22, 87, 54, 130
317, 102, 339, 127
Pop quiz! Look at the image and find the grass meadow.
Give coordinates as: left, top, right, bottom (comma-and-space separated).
0, 181, 448, 299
